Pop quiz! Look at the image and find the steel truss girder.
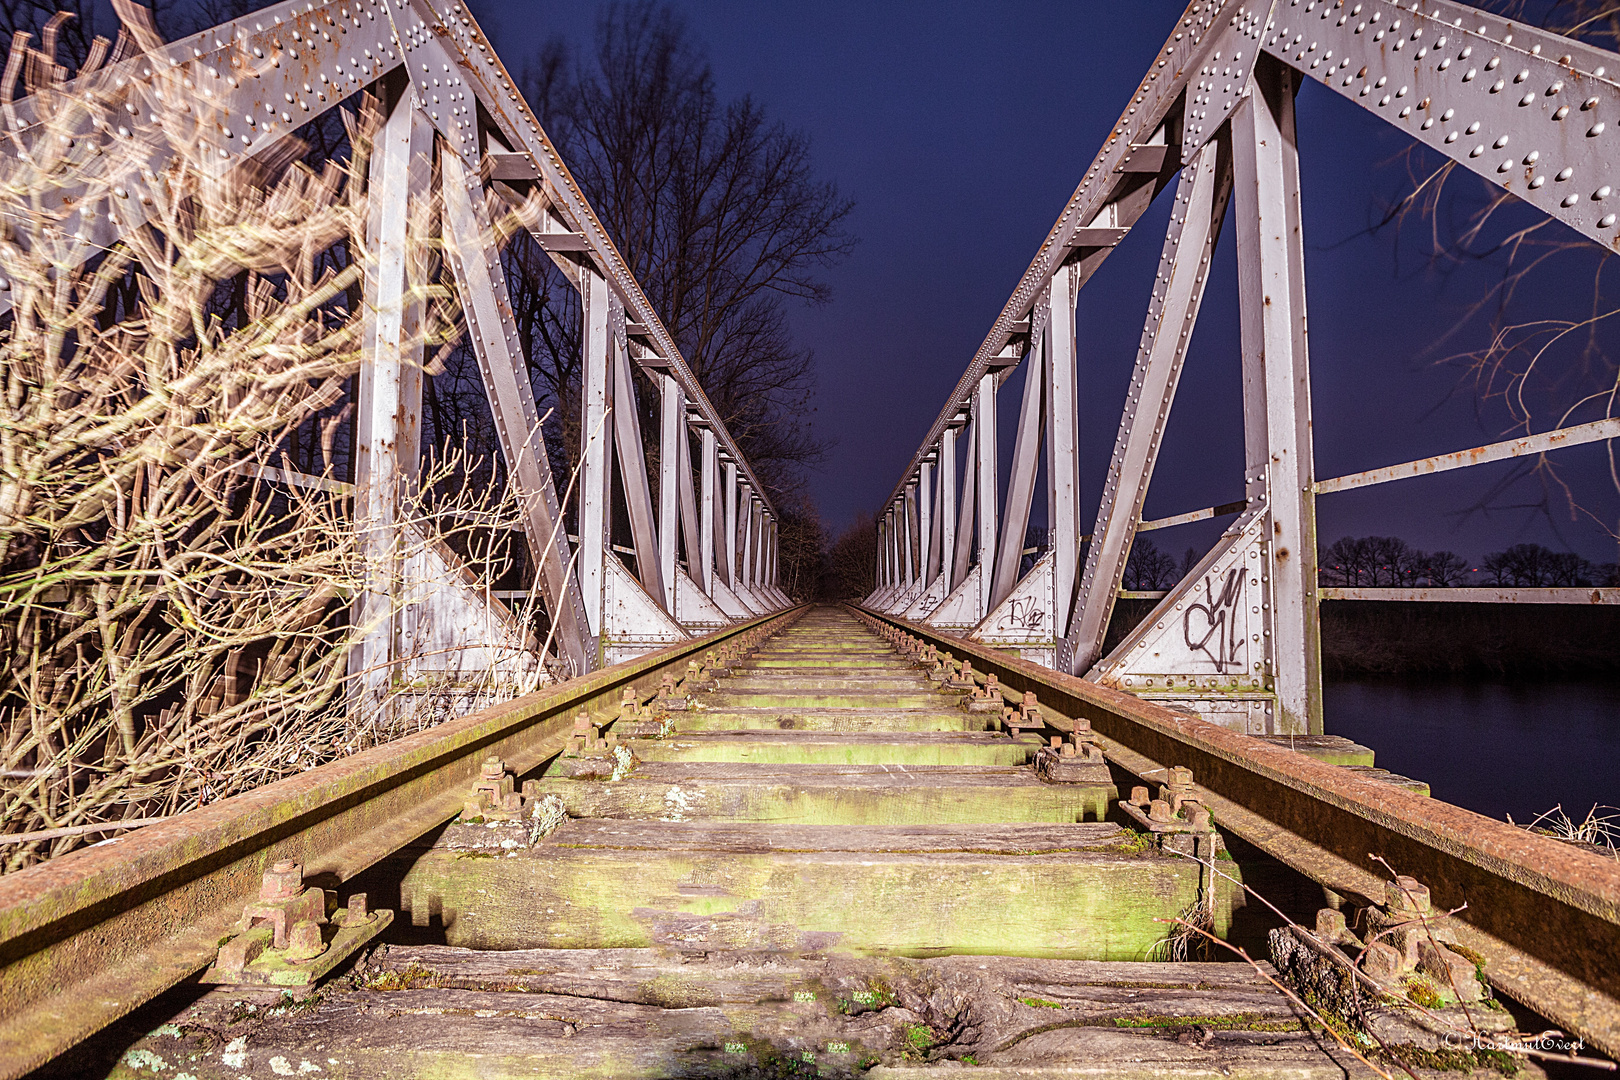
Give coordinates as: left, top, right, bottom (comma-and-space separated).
879, 0, 1264, 514
439, 150, 591, 674
1259, 0, 1620, 248
2, 0, 777, 539
1064, 136, 1234, 676
383, 0, 775, 516
0, 0, 781, 676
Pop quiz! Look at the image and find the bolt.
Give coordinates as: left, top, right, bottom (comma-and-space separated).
1148, 799, 1174, 823
1170, 766, 1193, 787
1130, 785, 1149, 806
261, 860, 303, 901
1022, 690, 1039, 711
481, 756, 505, 779
1387, 875, 1431, 915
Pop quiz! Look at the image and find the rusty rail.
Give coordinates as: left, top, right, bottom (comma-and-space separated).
0, 605, 806, 1079
852, 604, 1620, 1059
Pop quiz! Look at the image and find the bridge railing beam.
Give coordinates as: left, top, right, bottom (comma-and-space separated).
1234, 56, 1321, 735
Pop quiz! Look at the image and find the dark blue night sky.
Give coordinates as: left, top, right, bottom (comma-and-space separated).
478, 0, 1620, 567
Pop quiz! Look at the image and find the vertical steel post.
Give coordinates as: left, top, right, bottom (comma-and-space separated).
902, 482, 917, 587
950, 422, 976, 591
740, 490, 755, 591
991, 341, 1046, 610
658, 374, 681, 605
939, 427, 957, 588
918, 461, 934, 587
350, 87, 433, 714
974, 373, 998, 617
1045, 266, 1081, 638
699, 428, 718, 593
772, 519, 781, 590
578, 270, 613, 640
723, 461, 739, 588
874, 517, 885, 592
1234, 58, 1322, 734
675, 411, 702, 592
611, 346, 666, 607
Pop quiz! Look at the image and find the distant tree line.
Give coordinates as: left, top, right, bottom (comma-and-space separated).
1119, 534, 1620, 591
1320, 536, 1619, 588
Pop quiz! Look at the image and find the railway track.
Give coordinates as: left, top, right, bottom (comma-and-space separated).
9, 606, 1619, 1077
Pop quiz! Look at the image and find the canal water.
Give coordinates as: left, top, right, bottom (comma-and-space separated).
1325, 678, 1620, 828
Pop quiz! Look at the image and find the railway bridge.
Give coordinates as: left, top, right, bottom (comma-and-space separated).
1, 0, 1618, 1076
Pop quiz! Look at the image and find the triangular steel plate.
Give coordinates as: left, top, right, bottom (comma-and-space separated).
602, 555, 688, 666
675, 569, 731, 629
709, 575, 753, 618
902, 573, 951, 621
924, 563, 985, 631
1089, 508, 1278, 734
971, 552, 1057, 666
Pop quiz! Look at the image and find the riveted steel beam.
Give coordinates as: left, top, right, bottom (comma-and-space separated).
440, 149, 589, 674
1260, 0, 1620, 248
1065, 137, 1233, 676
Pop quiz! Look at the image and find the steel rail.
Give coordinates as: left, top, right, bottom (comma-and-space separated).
0, 604, 805, 1079
853, 603, 1620, 1060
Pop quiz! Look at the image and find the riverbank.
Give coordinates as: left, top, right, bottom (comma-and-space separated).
1105, 599, 1620, 677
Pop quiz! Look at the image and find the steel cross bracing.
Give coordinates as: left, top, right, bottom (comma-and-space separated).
11, 0, 793, 689
869, 0, 1620, 736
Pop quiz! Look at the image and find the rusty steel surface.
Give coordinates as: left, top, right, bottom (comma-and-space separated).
0, 605, 805, 1079
853, 604, 1620, 1059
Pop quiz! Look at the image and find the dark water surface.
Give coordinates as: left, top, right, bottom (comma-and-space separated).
1325, 678, 1620, 825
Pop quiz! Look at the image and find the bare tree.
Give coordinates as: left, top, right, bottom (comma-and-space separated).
1123, 537, 1178, 591
826, 514, 877, 600
521, 0, 854, 500
0, 13, 519, 869
774, 496, 828, 601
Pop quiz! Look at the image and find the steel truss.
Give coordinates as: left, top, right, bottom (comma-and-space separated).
19, 0, 791, 695
870, 0, 1620, 735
